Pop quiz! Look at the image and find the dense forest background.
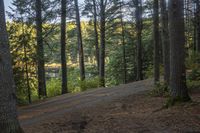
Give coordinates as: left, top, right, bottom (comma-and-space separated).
4, 0, 200, 104
1, 0, 200, 132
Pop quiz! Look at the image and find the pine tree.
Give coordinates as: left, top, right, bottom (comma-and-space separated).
0, 0, 23, 132
153, 0, 160, 84
160, 0, 170, 84
74, 0, 86, 81
168, 0, 191, 103
36, 0, 47, 98
92, 0, 100, 74
135, 0, 143, 81
61, 0, 68, 94
196, 0, 200, 52
120, 0, 127, 83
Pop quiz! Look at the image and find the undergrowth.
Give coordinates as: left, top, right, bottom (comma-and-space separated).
149, 82, 169, 97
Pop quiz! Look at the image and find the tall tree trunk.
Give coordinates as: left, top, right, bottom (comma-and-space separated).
160, 0, 170, 84
61, 0, 68, 94
168, 0, 190, 102
99, 0, 106, 87
194, 12, 197, 52
92, 0, 100, 74
120, 0, 127, 84
74, 0, 85, 81
135, 0, 143, 81
0, 0, 23, 132
36, 0, 46, 98
21, 22, 32, 104
196, 0, 200, 53
153, 0, 160, 84
24, 39, 32, 104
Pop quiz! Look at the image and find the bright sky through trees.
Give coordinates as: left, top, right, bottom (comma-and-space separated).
4, 0, 85, 12
4, 0, 12, 11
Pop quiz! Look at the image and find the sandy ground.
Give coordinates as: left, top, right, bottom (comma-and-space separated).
19, 79, 152, 126
20, 80, 200, 133
18, 80, 200, 133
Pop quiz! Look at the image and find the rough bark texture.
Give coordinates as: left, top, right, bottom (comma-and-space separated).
120, 0, 127, 84
92, 0, 100, 74
24, 39, 31, 103
36, 0, 46, 98
160, 0, 170, 84
196, 0, 200, 52
74, 0, 85, 81
61, 0, 68, 94
194, 15, 197, 52
168, 0, 190, 101
153, 0, 160, 84
0, 0, 23, 132
99, 0, 106, 87
135, 0, 143, 81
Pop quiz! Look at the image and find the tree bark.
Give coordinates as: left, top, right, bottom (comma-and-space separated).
153, 0, 160, 84
168, 0, 190, 101
196, 0, 200, 53
99, 0, 106, 87
61, 0, 68, 94
120, 0, 127, 84
160, 0, 170, 84
21, 22, 32, 104
36, 0, 47, 98
135, 0, 143, 81
0, 0, 23, 132
74, 0, 85, 81
23, 38, 32, 104
92, 0, 100, 74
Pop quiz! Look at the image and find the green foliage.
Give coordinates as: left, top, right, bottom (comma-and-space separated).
142, 19, 154, 78
46, 79, 62, 97
187, 55, 200, 81
150, 82, 169, 97
186, 53, 200, 79
188, 68, 200, 81
45, 77, 100, 96
187, 80, 200, 91
144, 65, 153, 78
7, 0, 158, 104
106, 47, 125, 86
79, 77, 100, 91
7, 22, 37, 104
186, 52, 200, 92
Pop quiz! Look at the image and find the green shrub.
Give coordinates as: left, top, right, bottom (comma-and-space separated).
185, 52, 200, 92
187, 80, 200, 92
150, 82, 169, 97
186, 53, 200, 80
79, 77, 100, 91
188, 67, 200, 81
45, 77, 100, 96
31, 91, 39, 102
144, 65, 153, 78
186, 52, 200, 69
46, 79, 62, 97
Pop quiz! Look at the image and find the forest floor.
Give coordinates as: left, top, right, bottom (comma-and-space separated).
19, 79, 200, 133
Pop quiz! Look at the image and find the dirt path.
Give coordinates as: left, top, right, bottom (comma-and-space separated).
19, 79, 153, 127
